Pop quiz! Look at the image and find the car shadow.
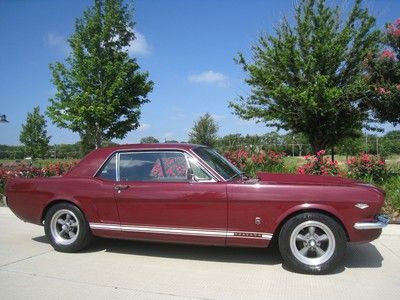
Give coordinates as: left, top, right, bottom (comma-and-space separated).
32, 236, 383, 271
344, 242, 383, 268
33, 235, 282, 265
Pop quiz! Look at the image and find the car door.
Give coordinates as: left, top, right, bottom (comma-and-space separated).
114, 150, 227, 245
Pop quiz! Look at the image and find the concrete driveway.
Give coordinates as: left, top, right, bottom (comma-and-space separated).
1, 207, 399, 300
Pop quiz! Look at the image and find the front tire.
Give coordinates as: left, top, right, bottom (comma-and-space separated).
278, 212, 346, 274
44, 203, 92, 252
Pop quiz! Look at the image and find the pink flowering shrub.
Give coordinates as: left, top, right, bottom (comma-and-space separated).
380, 49, 395, 60
224, 149, 250, 170
0, 161, 78, 195
346, 153, 387, 182
296, 150, 340, 176
224, 148, 286, 175
387, 18, 400, 38
150, 157, 187, 178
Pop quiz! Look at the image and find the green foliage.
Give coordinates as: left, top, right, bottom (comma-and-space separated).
380, 131, 400, 156
230, 0, 380, 154
140, 136, 159, 144
188, 113, 219, 146
382, 175, 400, 214
48, 0, 153, 150
19, 107, 50, 159
336, 135, 364, 158
366, 18, 400, 125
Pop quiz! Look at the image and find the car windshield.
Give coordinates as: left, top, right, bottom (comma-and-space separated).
193, 147, 242, 180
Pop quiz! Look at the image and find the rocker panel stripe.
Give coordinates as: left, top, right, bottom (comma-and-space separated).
89, 223, 273, 240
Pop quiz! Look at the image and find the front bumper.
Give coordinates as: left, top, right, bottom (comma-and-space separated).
354, 214, 390, 230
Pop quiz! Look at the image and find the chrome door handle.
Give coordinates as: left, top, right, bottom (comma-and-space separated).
114, 184, 130, 191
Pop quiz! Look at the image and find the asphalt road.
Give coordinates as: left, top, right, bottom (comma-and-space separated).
1, 207, 400, 300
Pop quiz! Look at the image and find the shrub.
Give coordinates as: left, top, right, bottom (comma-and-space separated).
0, 161, 77, 196
224, 148, 286, 175
382, 175, 400, 215
346, 153, 387, 182
296, 150, 340, 176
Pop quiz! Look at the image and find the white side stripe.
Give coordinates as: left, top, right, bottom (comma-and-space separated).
89, 223, 273, 240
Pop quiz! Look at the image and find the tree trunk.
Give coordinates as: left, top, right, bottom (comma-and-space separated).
331, 147, 335, 161
310, 139, 326, 155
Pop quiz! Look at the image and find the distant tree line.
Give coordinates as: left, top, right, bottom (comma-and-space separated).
2, 130, 399, 160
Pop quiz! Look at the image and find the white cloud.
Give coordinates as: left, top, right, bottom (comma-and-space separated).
188, 70, 229, 87
126, 31, 151, 56
137, 123, 151, 132
45, 32, 69, 53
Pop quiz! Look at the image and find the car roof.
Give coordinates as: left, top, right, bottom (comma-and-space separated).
101, 143, 200, 152
65, 143, 204, 178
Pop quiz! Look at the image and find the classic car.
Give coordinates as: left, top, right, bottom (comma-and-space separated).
5, 143, 389, 274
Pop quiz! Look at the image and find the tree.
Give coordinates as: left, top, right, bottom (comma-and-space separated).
366, 18, 400, 125
230, 0, 380, 156
380, 130, 400, 156
20, 106, 50, 159
336, 135, 364, 159
48, 0, 153, 150
188, 113, 219, 146
140, 136, 159, 144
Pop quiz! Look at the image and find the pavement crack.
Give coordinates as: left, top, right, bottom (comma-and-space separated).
0, 250, 53, 268
0, 269, 212, 300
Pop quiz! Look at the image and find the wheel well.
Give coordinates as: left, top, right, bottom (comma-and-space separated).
270, 209, 350, 246
41, 200, 80, 224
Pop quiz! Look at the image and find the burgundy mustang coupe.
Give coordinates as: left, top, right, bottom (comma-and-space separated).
5, 143, 388, 274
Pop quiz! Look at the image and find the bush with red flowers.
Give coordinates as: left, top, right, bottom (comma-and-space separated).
296, 150, 340, 176
0, 161, 78, 197
346, 153, 387, 182
224, 148, 286, 175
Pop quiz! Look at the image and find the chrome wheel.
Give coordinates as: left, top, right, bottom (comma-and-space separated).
50, 209, 79, 245
289, 220, 335, 266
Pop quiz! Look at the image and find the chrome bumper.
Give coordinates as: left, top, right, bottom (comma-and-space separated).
354, 214, 390, 230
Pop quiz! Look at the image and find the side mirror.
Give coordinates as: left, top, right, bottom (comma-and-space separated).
187, 169, 199, 182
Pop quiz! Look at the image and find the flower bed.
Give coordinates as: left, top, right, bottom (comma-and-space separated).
296, 150, 340, 176
224, 148, 286, 175
346, 153, 387, 182
0, 161, 78, 197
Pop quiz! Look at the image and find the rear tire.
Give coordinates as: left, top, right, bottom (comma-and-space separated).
44, 203, 92, 252
278, 212, 346, 274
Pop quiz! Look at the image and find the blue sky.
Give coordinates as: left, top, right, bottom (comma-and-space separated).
0, 0, 399, 145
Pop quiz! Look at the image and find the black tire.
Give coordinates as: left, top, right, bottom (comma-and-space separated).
278, 212, 346, 274
44, 202, 92, 252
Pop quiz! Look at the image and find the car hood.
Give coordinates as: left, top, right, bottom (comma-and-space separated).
256, 172, 360, 187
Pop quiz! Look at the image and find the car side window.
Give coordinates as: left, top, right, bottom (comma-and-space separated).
97, 154, 117, 180
119, 151, 189, 182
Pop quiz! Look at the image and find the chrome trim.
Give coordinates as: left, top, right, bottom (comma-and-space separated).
354, 214, 389, 230
116, 152, 120, 181
89, 223, 273, 240
355, 203, 369, 210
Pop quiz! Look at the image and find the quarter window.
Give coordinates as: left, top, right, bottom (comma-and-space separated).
97, 154, 117, 180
